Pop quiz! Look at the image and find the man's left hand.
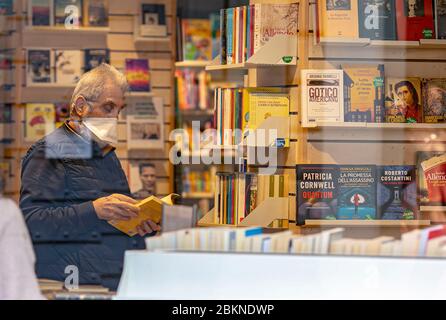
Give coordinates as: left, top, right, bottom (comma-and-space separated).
136, 220, 161, 236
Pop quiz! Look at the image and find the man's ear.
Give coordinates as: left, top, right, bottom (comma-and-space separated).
72, 96, 90, 118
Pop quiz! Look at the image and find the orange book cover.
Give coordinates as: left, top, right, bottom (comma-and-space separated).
318, 0, 359, 39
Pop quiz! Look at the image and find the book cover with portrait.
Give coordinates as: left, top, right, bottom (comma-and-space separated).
396, 0, 435, 40
384, 77, 423, 123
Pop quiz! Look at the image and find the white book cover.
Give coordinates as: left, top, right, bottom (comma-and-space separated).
301, 69, 344, 125
55, 50, 82, 85
127, 96, 164, 150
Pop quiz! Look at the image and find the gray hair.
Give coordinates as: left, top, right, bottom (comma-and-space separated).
70, 63, 128, 108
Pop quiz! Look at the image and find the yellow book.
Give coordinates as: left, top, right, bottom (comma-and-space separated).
247, 90, 289, 130
318, 0, 359, 39
25, 103, 55, 142
108, 193, 179, 237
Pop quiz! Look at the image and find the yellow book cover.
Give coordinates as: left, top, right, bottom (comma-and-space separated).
25, 103, 55, 142
248, 91, 289, 129
318, 0, 359, 39
108, 193, 179, 236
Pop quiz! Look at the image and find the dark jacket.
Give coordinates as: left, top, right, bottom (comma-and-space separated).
20, 123, 146, 290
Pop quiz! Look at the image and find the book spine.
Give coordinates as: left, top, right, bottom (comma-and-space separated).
220, 9, 227, 64
234, 7, 239, 64
253, 4, 261, 54
226, 8, 233, 64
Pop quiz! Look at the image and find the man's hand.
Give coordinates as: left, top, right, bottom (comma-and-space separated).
136, 220, 161, 237
93, 194, 140, 221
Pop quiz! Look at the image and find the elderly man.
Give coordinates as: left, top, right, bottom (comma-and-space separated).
20, 64, 159, 290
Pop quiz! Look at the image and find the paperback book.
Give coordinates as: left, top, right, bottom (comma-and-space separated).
337, 165, 377, 220
27, 49, 53, 85
84, 0, 108, 27
125, 58, 150, 92
140, 3, 166, 37
29, 0, 53, 26
342, 64, 385, 122
316, 0, 359, 40
301, 69, 344, 125
296, 164, 339, 225
436, 0, 446, 39
358, 0, 397, 40
55, 50, 82, 85
422, 78, 446, 123
0, 0, 13, 33
396, 0, 435, 40
384, 77, 423, 123
182, 19, 212, 61
25, 103, 55, 142
417, 151, 446, 206
54, 0, 83, 27
84, 48, 110, 72
377, 166, 418, 219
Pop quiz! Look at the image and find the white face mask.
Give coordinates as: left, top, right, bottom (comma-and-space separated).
82, 117, 118, 146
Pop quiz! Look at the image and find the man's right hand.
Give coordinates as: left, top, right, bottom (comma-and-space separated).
93, 194, 140, 221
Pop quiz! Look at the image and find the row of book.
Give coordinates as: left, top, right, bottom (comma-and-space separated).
214, 87, 290, 146
175, 69, 211, 111
317, 0, 446, 41
2, 98, 164, 148
28, 0, 108, 27
218, 3, 299, 65
214, 173, 289, 226
182, 167, 215, 194
26, 49, 151, 92
145, 225, 446, 257
301, 66, 446, 124
177, 15, 220, 62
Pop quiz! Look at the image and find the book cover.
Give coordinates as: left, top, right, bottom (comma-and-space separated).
377, 165, 418, 220
296, 164, 339, 225
219, 9, 227, 64
84, 48, 110, 72
210, 12, 221, 60
337, 165, 377, 220
84, 0, 108, 27
396, 0, 435, 40
25, 103, 55, 142
108, 193, 177, 236
140, 3, 166, 37
54, 0, 83, 27
181, 19, 212, 61
254, 3, 299, 54
27, 49, 53, 85
317, 0, 359, 39
127, 97, 164, 150
125, 58, 150, 92
0, 53, 11, 87
422, 78, 446, 123
55, 50, 82, 85
417, 151, 446, 206
55, 102, 69, 127
0, 0, 12, 15
0, 103, 12, 122
436, 0, 446, 39
301, 69, 344, 125
384, 77, 423, 123
30, 0, 52, 26
358, 0, 397, 40
226, 8, 234, 64
128, 160, 160, 200
247, 90, 289, 129
343, 64, 385, 122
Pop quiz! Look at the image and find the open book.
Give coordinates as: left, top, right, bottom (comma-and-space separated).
108, 193, 179, 236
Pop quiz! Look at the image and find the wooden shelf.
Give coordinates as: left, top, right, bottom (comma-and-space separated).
303, 122, 446, 129
316, 37, 446, 49
134, 36, 171, 44
318, 37, 370, 47
24, 26, 110, 35
419, 39, 446, 48
26, 84, 75, 89
179, 109, 214, 117
368, 40, 419, 48
420, 206, 446, 212
125, 92, 154, 98
304, 220, 431, 227
182, 192, 214, 199
206, 61, 296, 71
175, 61, 211, 68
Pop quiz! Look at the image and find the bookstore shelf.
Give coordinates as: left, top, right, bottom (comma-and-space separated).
302, 122, 446, 129
303, 220, 431, 227
134, 36, 172, 44
174, 61, 210, 68
182, 192, 214, 199
23, 26, 110, 35
316, 37, 446, 49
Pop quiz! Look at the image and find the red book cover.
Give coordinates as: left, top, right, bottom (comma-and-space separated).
421, 154, 446, 204
396, 0, 435, 40
250, 4, 255, 59
239, 6, 244, 63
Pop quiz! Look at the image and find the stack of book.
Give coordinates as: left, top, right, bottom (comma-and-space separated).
218, 3, 299, 65
146, 224, 446, 257
175, 69, 211, 110
214, 87, 289, 145
214, 173, 289, 225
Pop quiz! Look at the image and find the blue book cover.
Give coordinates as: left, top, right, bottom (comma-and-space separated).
54, 0, 83, 26
0, 0, 13, 15
226, 8, 234, 64
377, 165, 418, 220
296, 164, 339, 225
28, 49, 52, 83
84, 48, 110, 72
142, 4, 165, 25
337, 165, 377, 220
358, 0, 397, 40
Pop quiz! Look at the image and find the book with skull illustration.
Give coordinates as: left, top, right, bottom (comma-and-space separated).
358, 0, 397, 40
396, 0, 435, 40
